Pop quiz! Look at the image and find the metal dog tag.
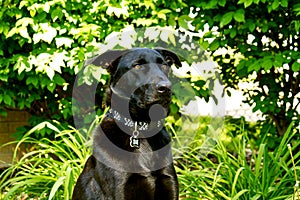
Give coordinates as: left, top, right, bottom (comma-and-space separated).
130, 123, 140, 148
130, 136, 140, 148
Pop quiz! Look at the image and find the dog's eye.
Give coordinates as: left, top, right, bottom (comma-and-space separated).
133, 65, 142, 70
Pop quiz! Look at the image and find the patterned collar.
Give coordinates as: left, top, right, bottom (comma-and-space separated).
107, 109, 164, 132
106, 109, 165, 149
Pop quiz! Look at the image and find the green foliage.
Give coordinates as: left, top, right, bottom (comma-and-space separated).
183, 0, 300, 138
176, 122, 300, 199
1, 0, 299, 146
0, 119, 97, 199
1, 119, 298, 199
0, 0, 187, 137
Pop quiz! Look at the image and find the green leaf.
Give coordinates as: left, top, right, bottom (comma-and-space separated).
292, 61, 300, 72
261, 58, 273, 70
201, 41, 210, 50
281, 0, 288, 7
234, 9, 245, 22
30, 9, 36, 17
271, 0, 279, 10
293, 3, 300, 15
0, 73, 8, 82
168, 17, 177, 27
238, 0, 253, 8
26, 76, 39, 87
53, 74, 66, 86
47, 82, 56, 92
261, 24, 268, 33
6, 27, 17, 38
0, 23, 3, 34
18, 101, 25, 109
293, 21, 300, 32
51, 8, 64, 22
236, 60, 248, 77
244, 0, 253, 8
218, 0, 226, 7
248, 22, 256, 32
170, 103, 179, 114
202, 1, 218, 9
274, 54, 284, 67
39, 76, 50, 89
248, 59, 262, 72
36, 12, 47, 21
230, 28, 237, 38
210, 40, 220, 51
178, 15, 192, 30
220, 12, 234, 27
4, 94, 12, 105
64, 167, 73, 199
49, 176, 65, 200
157, 9, 171, 20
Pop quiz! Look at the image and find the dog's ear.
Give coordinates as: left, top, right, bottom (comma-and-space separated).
154, 48, 182, 68
84, 50, 128, 74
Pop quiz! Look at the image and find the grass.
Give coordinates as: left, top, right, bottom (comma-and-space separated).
0, 120, 96, 200
175, 122, 300, 200
0, 119, 299, 200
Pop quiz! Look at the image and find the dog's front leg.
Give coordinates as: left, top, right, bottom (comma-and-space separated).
155, 165, 179, 200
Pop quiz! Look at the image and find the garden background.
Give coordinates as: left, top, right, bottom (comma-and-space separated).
0, 0, 299, 199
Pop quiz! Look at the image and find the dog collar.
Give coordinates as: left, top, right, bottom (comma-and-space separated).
107, 109, 164, 131
106, 109, 164, 148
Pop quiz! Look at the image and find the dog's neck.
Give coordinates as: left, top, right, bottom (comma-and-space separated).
105, 108, 165, 149
106, 108, 164, 132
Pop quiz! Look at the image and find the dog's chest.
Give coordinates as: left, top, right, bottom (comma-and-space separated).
119, 173, 157, 199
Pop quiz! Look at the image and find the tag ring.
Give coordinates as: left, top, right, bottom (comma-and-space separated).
132, 130, 139, 138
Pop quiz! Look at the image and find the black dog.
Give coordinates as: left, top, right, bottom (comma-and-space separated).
72, 48, 181, 200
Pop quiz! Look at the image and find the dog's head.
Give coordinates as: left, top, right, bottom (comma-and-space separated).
85, 48, 181, 121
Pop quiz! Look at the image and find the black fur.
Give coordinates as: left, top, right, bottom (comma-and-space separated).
72, 48, 181, 200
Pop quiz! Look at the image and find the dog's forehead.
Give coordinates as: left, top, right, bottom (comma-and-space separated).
120, 49, 164, 64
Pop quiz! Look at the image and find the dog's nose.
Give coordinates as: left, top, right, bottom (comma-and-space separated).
156, 82, 171, 93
